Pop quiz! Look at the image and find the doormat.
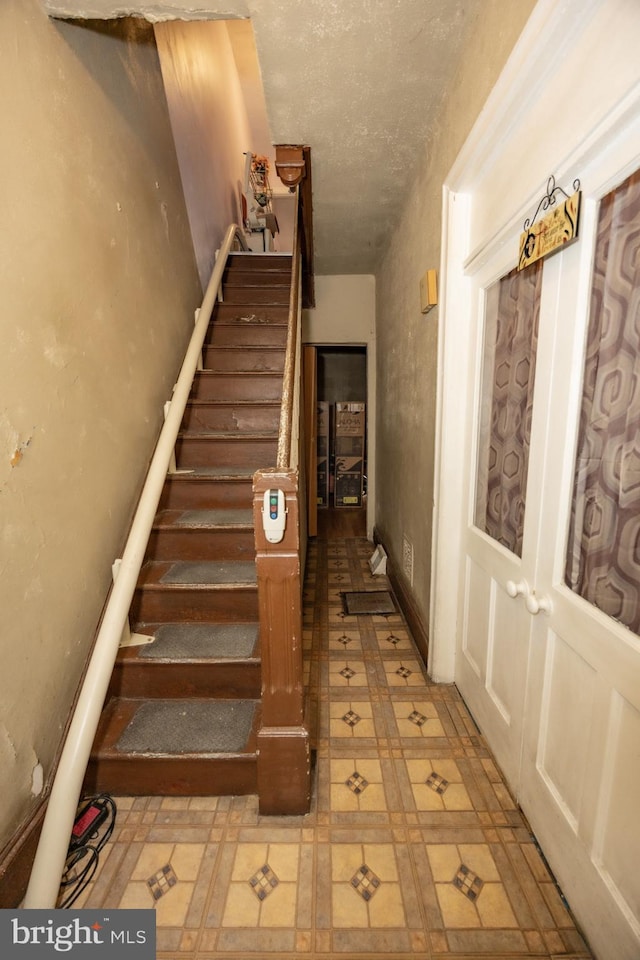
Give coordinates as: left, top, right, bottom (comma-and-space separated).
341, 591, 396, 616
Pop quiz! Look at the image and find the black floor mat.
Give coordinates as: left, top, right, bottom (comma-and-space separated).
341, 590, 396, 615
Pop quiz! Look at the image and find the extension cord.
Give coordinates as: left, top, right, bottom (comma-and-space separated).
69, 798, 110, 850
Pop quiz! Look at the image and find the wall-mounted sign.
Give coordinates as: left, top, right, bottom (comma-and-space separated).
518, 180, 581, 270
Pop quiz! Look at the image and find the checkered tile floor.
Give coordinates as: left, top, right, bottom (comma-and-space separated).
69, 536, 592, 958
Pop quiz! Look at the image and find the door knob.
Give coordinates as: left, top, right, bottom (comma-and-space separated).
506, 579, 528, 599
525, 592, 552, 615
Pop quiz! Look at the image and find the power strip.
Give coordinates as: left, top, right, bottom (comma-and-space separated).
69, 798, 110, 850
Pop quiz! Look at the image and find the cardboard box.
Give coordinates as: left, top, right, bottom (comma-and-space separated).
335, 468, 363, 507
316, 401, 330, 508
317, 402, 330, 436
335, 402, 365, 437
334, 403, 365, 507
334, 434, 364, 458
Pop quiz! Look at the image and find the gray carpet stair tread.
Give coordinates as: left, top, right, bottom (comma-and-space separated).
116, 700, 256, 755
176, 509, 253, 526
161, 561, 257, 585
140, 623, 258, 660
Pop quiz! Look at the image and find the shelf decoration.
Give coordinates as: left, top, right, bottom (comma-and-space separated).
518, 175, 581, 270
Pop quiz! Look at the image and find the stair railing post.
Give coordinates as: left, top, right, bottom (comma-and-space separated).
253, 467, 310, 815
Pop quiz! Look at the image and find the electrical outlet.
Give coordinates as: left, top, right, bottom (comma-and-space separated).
402, 535, 414, 586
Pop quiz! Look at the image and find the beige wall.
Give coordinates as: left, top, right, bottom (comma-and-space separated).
154, 18, 293, 283
374, 0, 537, 645
303, 275, 375, 344
154, 19, 254, 287
0, 1, 202, 850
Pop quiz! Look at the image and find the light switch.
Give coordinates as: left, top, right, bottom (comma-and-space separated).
420, 269, 438, 313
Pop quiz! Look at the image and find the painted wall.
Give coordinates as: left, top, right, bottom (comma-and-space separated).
154, 18, 292, 286
154, 20, 251, 288
303, 275, 376, 534
374, 0, 537, 650
0, 1, 202, 852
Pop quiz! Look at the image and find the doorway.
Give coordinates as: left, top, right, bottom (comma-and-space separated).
306, 346, 368, 539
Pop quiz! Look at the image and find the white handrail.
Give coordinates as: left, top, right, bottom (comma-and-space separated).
24, 223, 248, 908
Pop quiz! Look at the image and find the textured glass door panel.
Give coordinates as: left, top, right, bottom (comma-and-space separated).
565, 169, 640, 634
474, 262, 543, 557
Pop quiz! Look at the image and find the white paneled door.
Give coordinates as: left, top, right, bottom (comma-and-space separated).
455, 121, 640, 958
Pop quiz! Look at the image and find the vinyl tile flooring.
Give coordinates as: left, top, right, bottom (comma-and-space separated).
68, 536, 593, 959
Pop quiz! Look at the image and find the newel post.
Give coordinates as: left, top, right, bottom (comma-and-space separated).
253, 468, 310, 815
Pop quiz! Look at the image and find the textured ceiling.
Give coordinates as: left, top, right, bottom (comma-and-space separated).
45, 0, 481, 273
251, 1, 480, 274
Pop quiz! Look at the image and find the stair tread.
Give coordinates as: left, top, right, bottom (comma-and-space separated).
219, 297, 289, 305
95, 697, 259, 757
205, 344, 284, 351
154, 508, 253, 528
125, 622, 259, 661
211, 315, 288, 324
185, 399, 281, 406
139, 560, 257, 588
167, 467, 254, 478
211, 310, 288, 323
227, 253, 291, 261
194, 369, 283, 377
177, 430, 277, 439
222, 280, 291, 286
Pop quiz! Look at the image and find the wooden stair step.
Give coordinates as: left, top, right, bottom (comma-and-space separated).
159, 471, 253, 511
175, 432, 278, 470
221, 284, 290, 305
144, 559, 257, 585
190, 371, 283, 402
182, 400, 281, 433
205, 321, 288, 348
110, 623, 260, 699
84, 697, 259, 796
202, 345, 285, 373
223, 269, 292, 286
212, 303, 289, 323
226, 252, 291, 271
147, 508, 254, 561
154, 507, 254, 526
131, 560, 258, 623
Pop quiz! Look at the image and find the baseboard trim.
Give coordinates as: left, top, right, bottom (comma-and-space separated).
373, 527, 429, 667
0, 802, 47, 907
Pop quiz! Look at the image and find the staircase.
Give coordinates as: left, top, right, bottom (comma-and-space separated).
84, 251, 292, 798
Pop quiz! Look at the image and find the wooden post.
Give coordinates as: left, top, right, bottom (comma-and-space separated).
253, 468, 310, 815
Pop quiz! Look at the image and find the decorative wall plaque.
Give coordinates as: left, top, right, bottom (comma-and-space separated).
518, 176, 581, 270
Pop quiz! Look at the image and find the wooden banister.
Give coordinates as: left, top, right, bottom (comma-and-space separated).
253, 182, 311, 815
276, 188, 301, 471
276, 145, 314, 309
253, 470, 309, 814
